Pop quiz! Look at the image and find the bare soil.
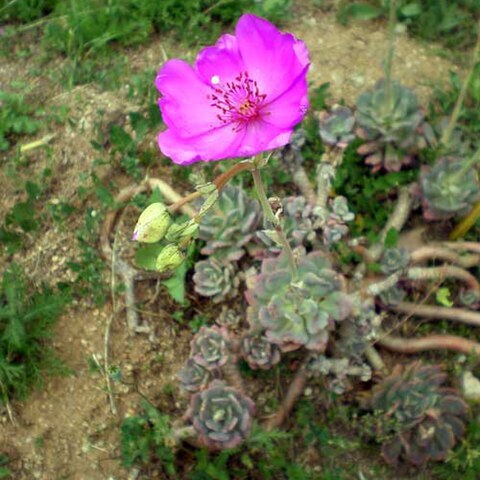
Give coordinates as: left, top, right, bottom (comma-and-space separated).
0, 2, 464, 479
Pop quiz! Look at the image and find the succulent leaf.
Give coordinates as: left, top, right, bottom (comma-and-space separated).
198, 185, 262, 261
193, 258, 240, 303
190, 326, 231, 371
189, 380, 255, 450
319, 106, 356, 148
363, 361, 467, 466
418, 156, 480, 220
178, 358, 212, 393
241, 334, 281, 370
246, 250, 350, 352
380, 248, 410, 274
356, 80, 424, 172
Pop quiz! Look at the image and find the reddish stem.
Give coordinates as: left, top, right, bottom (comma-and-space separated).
168, 161, 254, 214
390, 301, 480, 327
377, 333, 480, 355
264, 362, 308, 431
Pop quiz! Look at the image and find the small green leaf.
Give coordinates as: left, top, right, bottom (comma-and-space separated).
109, 124, 134, 151
162, 261, 188, 304
399, 3, 422, 17
436, 287, 453, 307
384, 227, 399, 248
135, 244, 164, 270
344, 3, 383, 21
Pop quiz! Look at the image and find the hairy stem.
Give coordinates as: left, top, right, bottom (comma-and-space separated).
365, 346, 387, 372
370, 187, 412, 262
252, 166, 298, 277
354, 187, 412, 282
292, 166, 317, 205
441, 20, 480, 148
390, 301, 480, 327
433, 241, 480, 255
384, 0, 397, 107
168, 160, 254, 214
377, 332, 480, 356
407, 265, 480, 294
365, 272, 402, 296
410, 246, 480, 268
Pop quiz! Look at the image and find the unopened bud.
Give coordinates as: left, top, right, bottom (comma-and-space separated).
165, 219, 199, 244
132, 203, 171, 243
155, 244, 185, 272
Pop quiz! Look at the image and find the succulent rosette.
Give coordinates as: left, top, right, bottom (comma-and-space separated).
319, 106, 356, 148
178, 358, 212, 393
193, 257, 240, 303
418, 156, 480, 220
380, 248, 409, 275
190, 326, 231, 371
189, 380, 255, 449
362, 362, 468, 466
241, 334, 281, 370
356, 80, 424, 172
246, 250, 350, 352
198, 185, 262, 261
156, 14, 309, 164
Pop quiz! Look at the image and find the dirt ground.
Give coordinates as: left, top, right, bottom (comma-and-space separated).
0, 2, 464, 479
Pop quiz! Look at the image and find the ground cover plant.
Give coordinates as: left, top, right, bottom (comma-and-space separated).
109, 3, 480, 476
1, 0, 480, 478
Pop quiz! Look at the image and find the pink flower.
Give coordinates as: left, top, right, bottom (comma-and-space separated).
156, 14, 310, 165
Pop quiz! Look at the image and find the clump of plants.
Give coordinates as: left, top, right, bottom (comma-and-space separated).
0, 264, 69, 403
360, 362, 468, 466
108, 5, 480, 475
0, 88, 42, 151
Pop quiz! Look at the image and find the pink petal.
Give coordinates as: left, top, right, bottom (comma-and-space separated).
156, 59, 220, 136
158, 123, 246, 165
234, 119, 292, 157
235, 14, 309, 100
194, 34, 245, 86
261, 66, 309, 129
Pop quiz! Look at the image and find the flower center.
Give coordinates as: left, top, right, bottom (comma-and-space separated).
209, 72, 267, 130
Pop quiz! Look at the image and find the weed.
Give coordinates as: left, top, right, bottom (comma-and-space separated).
0, 263, 70, 401
120, 401, 176, 475
0, 180, 42, 254
0, 454, 11, 479
68, 207, 108, 306
120, 400, 315, 480
0, 88, 42, 151
3, 0, 291, 86
332, 140, 417, 241
338, 0, 480, 51
428, 70, 480, 151
433, 418, 480, 480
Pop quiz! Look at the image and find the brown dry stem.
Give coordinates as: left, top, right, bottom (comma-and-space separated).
390, 301, 480, 327
406, 265, 480, 295
264, 360, 309, 431
377, 332, 480, 356
410, 245, 480, 268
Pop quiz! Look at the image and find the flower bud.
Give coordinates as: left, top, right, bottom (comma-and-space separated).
165, 219, 199, 244
155, 244, 185, 272
132, 203, 171, 243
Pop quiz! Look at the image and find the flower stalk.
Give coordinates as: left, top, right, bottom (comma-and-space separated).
252, 159, 298, 277
441, 19, 480, 148
384, 0, 397, 109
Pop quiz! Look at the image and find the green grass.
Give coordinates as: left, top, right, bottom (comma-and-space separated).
0, 263, 70, 401
338, 0, 480, 51
1, 0, 291, 86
